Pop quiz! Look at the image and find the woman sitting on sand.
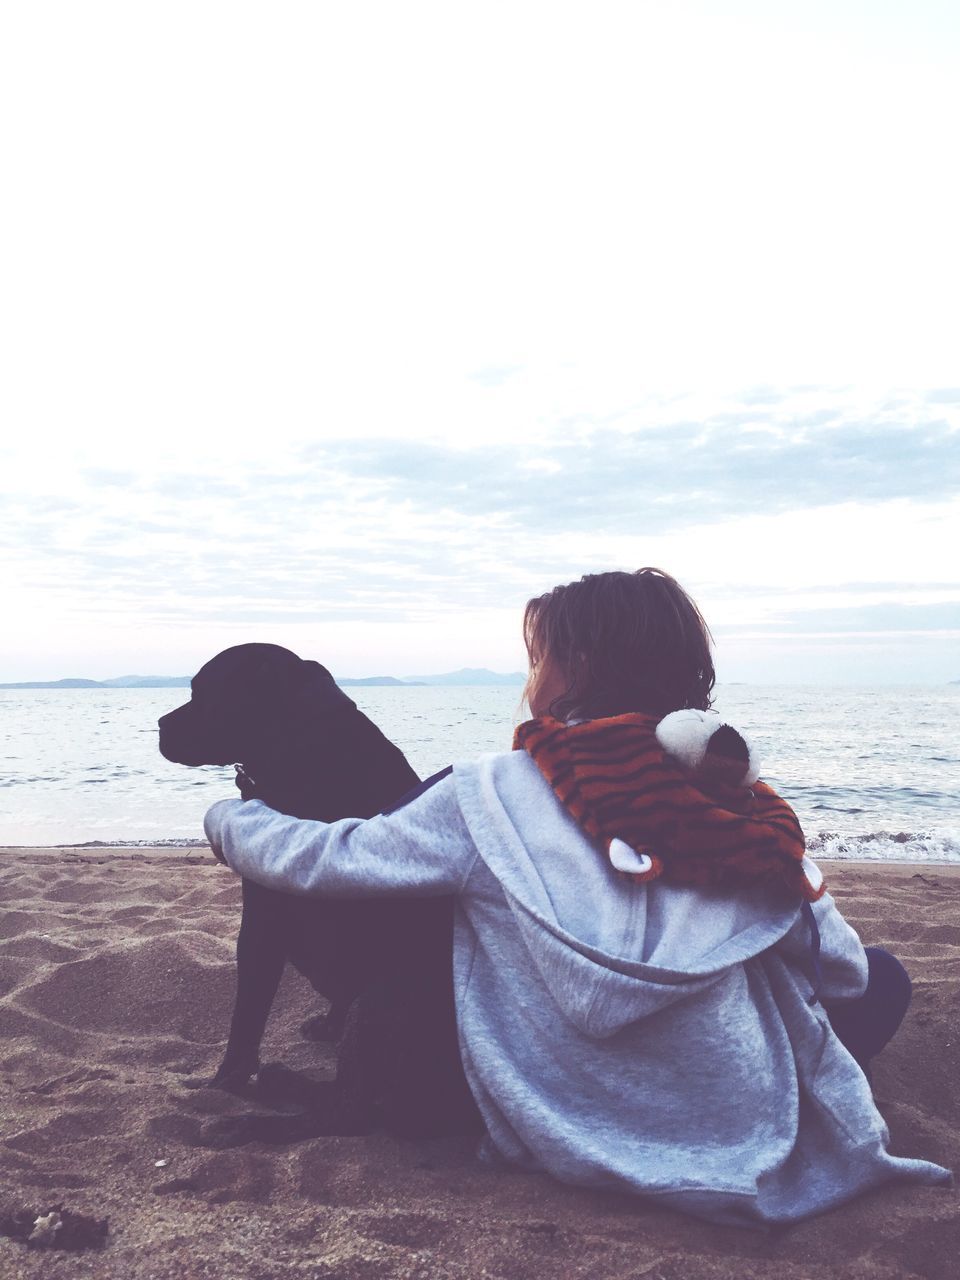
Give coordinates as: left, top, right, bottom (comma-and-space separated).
204, 569, 950, 1226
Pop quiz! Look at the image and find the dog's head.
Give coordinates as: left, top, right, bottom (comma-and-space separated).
158, 643, 343, 767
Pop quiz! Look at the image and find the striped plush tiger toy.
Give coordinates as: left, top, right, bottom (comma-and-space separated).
513, 708, 823, 901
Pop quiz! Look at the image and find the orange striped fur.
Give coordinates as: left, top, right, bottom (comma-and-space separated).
513, 713, 822, 901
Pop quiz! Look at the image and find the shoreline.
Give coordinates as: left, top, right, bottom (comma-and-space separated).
4, 843, 960, 875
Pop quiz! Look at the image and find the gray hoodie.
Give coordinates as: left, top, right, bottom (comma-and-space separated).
205, 751, 951, 1226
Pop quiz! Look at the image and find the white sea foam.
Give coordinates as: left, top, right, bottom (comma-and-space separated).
70, 838, 208, 849
808, 829, 960, 864
53, 831, 960, 864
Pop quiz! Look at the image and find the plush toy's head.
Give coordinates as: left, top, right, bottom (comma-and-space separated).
655, 708, 760, 788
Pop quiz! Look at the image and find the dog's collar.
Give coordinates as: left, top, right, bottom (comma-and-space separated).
235, 763, 259, 798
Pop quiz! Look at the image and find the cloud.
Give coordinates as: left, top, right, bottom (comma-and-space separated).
720, 601, 960, 634
707, 580, 960, 598
739, 387, 787, 406
295, 405, 960, 535
3, 389, 959, 673
468, 365, 523, 387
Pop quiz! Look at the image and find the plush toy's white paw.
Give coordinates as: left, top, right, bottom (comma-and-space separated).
655, 708, 760, 785
609, 838, 655, 875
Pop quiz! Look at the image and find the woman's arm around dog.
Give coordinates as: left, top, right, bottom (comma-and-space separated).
205, 774, 478, 897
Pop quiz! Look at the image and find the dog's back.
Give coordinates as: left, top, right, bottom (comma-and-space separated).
244, 699, 419, 822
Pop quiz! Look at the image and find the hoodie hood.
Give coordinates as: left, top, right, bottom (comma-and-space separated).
454, 752, 802, 1038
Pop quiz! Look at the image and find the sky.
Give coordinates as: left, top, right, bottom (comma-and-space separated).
2, 1, 958, 685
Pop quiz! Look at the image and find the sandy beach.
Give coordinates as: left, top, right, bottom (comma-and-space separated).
1, 848, 957, 1279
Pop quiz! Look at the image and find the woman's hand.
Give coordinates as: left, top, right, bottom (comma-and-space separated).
205, 798, 242, 866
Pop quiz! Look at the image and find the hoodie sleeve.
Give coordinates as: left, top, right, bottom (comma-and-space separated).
773, 889, 869, 1001
204, 773, 478, 897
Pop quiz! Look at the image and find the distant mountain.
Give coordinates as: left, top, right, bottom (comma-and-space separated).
101, 676, 191, 688
0, 667, 524, 690
402, 668, 525, 686
0, 678, 104, 689
0, 675, 191, 690
336, 676, 424, 687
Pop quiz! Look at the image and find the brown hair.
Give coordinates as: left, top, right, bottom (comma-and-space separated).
523, 568, 715, 720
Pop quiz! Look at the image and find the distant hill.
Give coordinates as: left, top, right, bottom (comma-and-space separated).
401, 668, 525, 686
101, 676, 192, 688
0, 678, 105, 689
336, 676, 425, 687
0, 676, 191, 690
0, 668, 523, 690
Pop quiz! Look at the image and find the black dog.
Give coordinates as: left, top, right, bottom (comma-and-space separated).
158, 643, 474, 1138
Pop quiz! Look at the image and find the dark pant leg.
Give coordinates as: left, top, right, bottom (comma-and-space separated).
340, 963, 482, 1138
825, 946, 911, 1073
325, 896, 481, 1138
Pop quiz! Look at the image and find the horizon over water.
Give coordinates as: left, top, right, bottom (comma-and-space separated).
1, 684, 958, 862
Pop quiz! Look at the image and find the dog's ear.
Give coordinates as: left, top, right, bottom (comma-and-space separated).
240, 646, 306, 703
205, 645, 306, 751
298, 660, 353, 712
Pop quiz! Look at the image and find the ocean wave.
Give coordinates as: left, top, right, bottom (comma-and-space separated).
67, 838, 208, 849
807, 829, 960, 863
68, 831, 960, 862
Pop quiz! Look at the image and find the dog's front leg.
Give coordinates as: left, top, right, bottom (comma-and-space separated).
210, 878, 290, 1089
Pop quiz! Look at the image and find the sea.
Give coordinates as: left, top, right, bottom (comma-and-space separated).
1, 684, 958, 862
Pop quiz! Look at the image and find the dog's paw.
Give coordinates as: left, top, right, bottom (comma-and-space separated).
255, 1062, 331, 1110
179, 1076, 213, 1091
197, 1110, 361, 1148
213, 1064, 258, 1092
178, 1065, 257, 1096
199, 1089, 378, 1146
